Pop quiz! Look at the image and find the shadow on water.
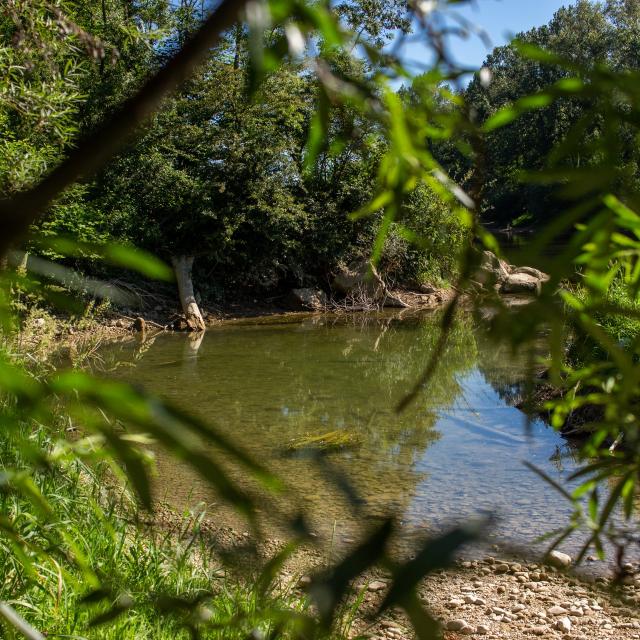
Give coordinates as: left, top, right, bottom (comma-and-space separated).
99, 310, 588, 555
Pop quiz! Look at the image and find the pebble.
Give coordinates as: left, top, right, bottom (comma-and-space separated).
548, 605, 568, 616
446, 619, 469, 631
555, 616, 572, 632
494, 564, 510, 574
368, 581, 387, 592
475, 625, 489, 635
548, 550, 572, 569
529, 625, 549, 635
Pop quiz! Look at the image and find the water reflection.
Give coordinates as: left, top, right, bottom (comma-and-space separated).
100, 311, 584, 553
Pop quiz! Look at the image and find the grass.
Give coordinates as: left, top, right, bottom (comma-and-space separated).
0, 416, 320, 639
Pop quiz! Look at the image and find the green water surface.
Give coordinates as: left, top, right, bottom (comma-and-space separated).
100, 311, 582, 553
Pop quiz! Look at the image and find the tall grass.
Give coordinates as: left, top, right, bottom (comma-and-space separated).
0, 418, 315, 639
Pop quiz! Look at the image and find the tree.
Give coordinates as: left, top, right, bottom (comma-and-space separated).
461, 0, 640, 228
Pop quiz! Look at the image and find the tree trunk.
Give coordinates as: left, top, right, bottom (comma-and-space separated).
171, 255, 206, 332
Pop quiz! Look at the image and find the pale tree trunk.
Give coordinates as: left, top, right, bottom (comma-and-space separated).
171, 255, 206, 332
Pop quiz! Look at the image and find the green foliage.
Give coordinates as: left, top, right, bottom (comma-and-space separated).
8, 0, 640, 635
0, 3, 480, 638
0, 422, 312, 640
459, 0, 640, 228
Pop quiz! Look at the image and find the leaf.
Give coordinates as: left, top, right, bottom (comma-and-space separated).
523, 461, 575, 503
35, 237, 173, 280
256, 541, 299, 595
378, 521, 486, 613
88, 594, 133, 627
598, 471, 632, 527
309, 519, 393, 627
484, 93, 553, 132
304, 90, 329, 172
8, 251, 135, 305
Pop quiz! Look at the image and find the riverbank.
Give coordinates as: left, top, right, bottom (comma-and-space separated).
149, 502, 640, 640
15, 282, 457, 359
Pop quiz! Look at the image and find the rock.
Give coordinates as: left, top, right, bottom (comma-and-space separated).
34, 317, 46, 328
555, 616, 572, 633
500, 272, 542, 294
548, 550, 572, 569
447, 598, 464, 608
494, 563, 510, 574
368, 580, 387, 592
529, 625, 549, 636
297, 575, 312, 589
511, 266, 550, 282
479, 250, 512, 284
418, 283, 437, 294
289, 288, 327, 311
476, 250, 549, 295
548, 606, 568, 616
475, 625, 489, 635
446, 619, 469, 631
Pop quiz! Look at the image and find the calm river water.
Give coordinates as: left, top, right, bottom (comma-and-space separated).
101, 311, 588, 557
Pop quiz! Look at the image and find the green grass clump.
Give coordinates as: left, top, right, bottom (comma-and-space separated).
286, 430, 363, 453
0, 423, 312, 639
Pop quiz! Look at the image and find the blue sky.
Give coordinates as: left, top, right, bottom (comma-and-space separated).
403, 0, 580, 74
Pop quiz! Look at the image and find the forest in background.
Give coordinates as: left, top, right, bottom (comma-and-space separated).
3, 0, 464, 304
8, 0, 639, 307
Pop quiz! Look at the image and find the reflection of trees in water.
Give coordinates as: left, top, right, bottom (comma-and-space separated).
475, 331, 583, 470
100, 312, 481, 532
474, 331, 540, 409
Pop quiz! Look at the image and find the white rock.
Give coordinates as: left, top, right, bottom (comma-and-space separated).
446, 619, 469, 631
548, 550, 572, 569
368, 580, 387, 592
555, 617, 572, 633
548, 605, 568, 616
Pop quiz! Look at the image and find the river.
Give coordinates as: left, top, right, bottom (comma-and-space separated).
100, 310, 591, 558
